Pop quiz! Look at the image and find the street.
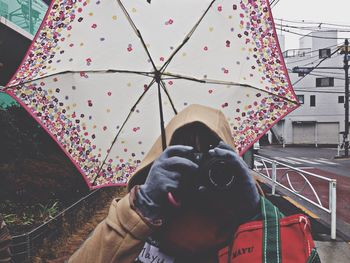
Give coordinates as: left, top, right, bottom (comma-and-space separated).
257, 145, 350, 178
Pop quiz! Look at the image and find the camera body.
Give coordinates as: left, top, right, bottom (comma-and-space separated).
187, 152, 235, 191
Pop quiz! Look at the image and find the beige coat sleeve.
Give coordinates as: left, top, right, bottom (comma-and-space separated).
69, 192, 155, 263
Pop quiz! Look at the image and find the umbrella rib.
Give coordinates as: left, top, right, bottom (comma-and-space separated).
159, 0, 217, 73
162, 72, 299, 105
160, 80, 178, 115
3, 70, 153, 90
117, 0, 157, 71
92, 78, 157, 186
157, 81, 167, 150
162, 72, 206, 83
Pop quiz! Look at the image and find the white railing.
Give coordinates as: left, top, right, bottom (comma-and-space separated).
254, 155, 337, 240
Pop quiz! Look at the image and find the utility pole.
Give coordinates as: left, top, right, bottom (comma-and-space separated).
293, 39, 350, 157
342, 39, 349, 157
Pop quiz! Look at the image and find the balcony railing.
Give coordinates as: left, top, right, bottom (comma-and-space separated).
282, 48, 312, 58
0, 0, 48, 35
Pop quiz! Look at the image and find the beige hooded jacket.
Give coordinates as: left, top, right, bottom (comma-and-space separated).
69, 104, 253, 263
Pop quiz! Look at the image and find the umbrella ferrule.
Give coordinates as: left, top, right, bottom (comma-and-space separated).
154, 70, 162, 83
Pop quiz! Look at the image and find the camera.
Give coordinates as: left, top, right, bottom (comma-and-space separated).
188, 152, 235, 191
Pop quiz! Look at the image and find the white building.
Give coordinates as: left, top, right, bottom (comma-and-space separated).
273, 30, 348, 146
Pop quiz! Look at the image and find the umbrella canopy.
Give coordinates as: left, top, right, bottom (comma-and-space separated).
3, 0, 299, 189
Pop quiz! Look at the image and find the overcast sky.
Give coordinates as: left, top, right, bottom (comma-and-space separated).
271, 0, 350, 50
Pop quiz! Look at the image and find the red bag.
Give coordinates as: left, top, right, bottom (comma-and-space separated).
218, 198, 320, 263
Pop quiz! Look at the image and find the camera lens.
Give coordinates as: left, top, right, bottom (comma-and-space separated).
208, 160, 235, 189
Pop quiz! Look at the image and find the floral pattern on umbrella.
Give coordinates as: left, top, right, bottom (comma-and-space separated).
4, 0, 299, 189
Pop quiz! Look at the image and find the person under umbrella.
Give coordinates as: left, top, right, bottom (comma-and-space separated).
69, 104, 260, 262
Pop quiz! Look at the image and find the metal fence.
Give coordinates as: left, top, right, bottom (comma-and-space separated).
254, 154, 337, 240
10, 187, 119, 262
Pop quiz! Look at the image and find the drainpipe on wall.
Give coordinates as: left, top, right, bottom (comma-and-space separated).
315, 123, 318, 147
282, 120, 286, 148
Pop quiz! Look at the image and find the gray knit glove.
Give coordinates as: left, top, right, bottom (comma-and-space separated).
208, 141, 260, 223
134, 145, 198, 222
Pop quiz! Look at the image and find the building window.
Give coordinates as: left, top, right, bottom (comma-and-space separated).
310, 95, 316, 107
338, 96, 345, 103
297, 95, 304, 104
316, 77, 334, 87
319, 48, 331, 58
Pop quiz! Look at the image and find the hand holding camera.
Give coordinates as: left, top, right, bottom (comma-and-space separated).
134, 145, 198, 222
134, 142, 259, 223
207, 141, 260, 221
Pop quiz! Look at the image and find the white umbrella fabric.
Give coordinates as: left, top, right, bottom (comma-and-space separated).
3, 0, 299, 188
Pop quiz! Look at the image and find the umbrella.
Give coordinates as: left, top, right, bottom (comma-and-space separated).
3, 0, 299, 189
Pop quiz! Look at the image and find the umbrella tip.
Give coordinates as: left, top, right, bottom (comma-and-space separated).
147, 0, 151, 3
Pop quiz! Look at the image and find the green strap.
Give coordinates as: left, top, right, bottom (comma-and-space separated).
261, 197, 282, 263
306, 248, 321, 263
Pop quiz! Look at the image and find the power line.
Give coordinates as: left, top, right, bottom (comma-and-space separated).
301, 53, 341, 67
292, 47, 342, 85
275, 23, 323, 30
281, 28, 350, 40
294, 90, 345, 94
306, 73, 345, 81
275, 18, 350, 29
286, 44, 340, 65
287, 55, 320, 65
311, 70, 345, 76
288, 44, 339, 56
275, 23, 350, 33
302, 55, 342, 67
285, 48, 341, 69
271, 0, 281, 9
288, 68, 346, 80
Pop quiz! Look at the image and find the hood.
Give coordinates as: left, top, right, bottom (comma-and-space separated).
127, 104, 236, 190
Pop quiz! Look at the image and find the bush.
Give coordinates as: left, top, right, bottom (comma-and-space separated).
0, 105, 58, 163
0, 105, 90, 234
